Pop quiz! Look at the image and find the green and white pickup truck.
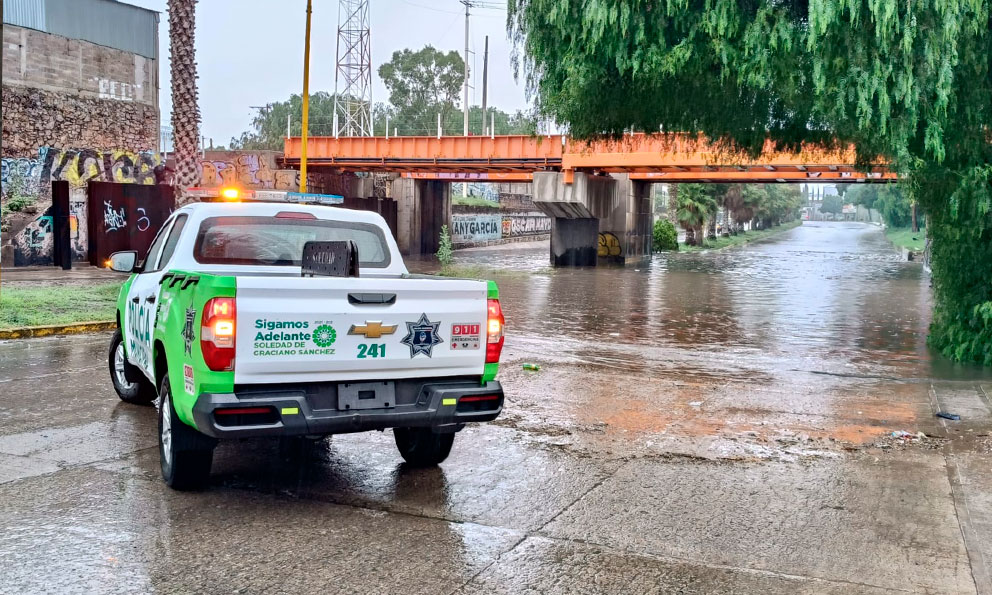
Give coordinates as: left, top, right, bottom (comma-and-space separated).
107, 199, 505, 490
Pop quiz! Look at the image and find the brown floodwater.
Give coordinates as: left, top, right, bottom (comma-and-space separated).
418, 221, 991, 451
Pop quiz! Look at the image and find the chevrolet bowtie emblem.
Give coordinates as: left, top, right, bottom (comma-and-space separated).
348, 321, 398, 339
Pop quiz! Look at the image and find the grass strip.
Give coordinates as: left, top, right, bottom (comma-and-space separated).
0, 282, 121, 330
680, 220, 802, 252
884, 227, 926, 252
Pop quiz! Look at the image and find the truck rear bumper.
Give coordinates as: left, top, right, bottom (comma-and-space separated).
191, 379, 503, 439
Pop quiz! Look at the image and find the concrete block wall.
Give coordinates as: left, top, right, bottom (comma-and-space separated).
3, 24, 157, 107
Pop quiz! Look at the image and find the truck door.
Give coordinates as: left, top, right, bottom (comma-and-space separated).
124, 214, 188, 384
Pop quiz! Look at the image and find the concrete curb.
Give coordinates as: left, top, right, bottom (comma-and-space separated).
0, 321, 117, 340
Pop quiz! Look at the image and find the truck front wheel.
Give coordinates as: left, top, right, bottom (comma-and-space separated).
158, 376, 215, 490
109, 330, 156, 405
393, 428, 454, 467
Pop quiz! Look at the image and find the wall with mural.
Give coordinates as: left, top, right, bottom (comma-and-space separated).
451, 211, 552, 246
1, 147, 164, 266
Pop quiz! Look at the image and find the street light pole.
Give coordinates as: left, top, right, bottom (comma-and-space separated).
461, 1, 469, 137
300, 0, 313, 193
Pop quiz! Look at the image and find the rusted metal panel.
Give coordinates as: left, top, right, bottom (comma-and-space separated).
282, 133, 896, 183
87, 182, 174, 266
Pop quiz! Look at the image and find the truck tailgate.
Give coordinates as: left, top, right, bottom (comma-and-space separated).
234, 276, 489, 384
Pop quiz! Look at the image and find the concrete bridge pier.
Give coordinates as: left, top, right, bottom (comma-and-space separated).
389, 177, 451, 256
533, 172, 652, 266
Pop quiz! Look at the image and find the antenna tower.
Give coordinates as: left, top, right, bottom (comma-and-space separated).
333, 0, 372, 136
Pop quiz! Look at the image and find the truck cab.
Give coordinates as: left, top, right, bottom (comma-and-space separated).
108, 198, 504, 490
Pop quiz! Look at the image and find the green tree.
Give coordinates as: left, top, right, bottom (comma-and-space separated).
848, 185, 915, 228
508, 0, 992, 364
378, 46, 465, 136
819, 195, 844, 217
652, 219, 678, 252
676, 184, 720, 246
230, 92, 340, 150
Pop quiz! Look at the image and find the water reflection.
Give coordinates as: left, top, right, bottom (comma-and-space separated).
454, 222, 991, 382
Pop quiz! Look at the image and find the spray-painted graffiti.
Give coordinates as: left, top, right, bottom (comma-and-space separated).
598, 232, 622, 257
2, 147, 162, 201
452, 214, 502, 244
199, 153, 293, 189
98, 79, 134, 102
502, 214, 552, 237
104, 201, 127, 232
466, 182, 499, 202
23, 216, 52, 248
5, 147, 163, 266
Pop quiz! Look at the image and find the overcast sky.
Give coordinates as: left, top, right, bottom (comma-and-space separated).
127, 0, 530, 145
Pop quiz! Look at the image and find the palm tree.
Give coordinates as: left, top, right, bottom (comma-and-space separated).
169, 0, 201, 204
676, 185, 719, 246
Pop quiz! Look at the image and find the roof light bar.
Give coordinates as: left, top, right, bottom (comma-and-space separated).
186, 187, 344, 206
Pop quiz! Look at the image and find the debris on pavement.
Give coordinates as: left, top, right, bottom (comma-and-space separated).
936, 412, 961, 421
522, 363, 542, 371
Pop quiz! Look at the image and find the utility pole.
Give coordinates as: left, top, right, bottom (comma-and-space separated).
481, 35, 488, 135
461, 1, 470, 137
300, 0, 313, 192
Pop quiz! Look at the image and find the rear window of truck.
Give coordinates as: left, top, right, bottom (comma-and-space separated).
193, 216, 391, 268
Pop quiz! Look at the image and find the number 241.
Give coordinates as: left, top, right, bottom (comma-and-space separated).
357, 344, 386, 359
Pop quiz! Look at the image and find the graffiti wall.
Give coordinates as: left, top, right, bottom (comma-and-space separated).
2, 147, 164, 266
451, 212, 551, 246
452, 214, 502, 244
199, 151, 299, 190
503, 214, 552, 238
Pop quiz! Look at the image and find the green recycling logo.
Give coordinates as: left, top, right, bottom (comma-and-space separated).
313, 325, 337, 347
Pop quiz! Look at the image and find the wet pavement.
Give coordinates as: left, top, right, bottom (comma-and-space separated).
2, 222, 992, 593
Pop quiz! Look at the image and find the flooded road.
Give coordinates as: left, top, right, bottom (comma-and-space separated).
3, 222, 992, 593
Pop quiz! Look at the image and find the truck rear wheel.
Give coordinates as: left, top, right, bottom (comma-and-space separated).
109, 330, 156, 405
393, 428, 454, 467
158, 376, 215, 490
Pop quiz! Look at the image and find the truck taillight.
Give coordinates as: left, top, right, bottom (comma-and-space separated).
201, 297, 236, 371
486, 298, 504, 363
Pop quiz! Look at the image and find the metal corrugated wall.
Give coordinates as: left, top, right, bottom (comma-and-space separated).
2, 0, 157, 59
2, 0, 47, 31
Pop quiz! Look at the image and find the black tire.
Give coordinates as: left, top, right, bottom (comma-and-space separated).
158, 376, 215, 490
393, 427, 454, 467
108, 329, 156, 404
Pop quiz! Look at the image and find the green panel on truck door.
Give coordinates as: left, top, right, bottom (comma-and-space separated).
115, 274, 136, 357
153, 271, 236, 428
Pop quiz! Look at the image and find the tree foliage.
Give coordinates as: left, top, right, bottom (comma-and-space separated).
819, 195, 844, 216
652, 219, 679, 252
231, 46, 539, 149
509, 0, 992, 365
230, 92, 339, 150
379, 46, 465, 136
847, 185, 914, 228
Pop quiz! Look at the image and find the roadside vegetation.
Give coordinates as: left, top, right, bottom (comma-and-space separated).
681, 221, 802, 252
509, 1, 991, 365
0, 283, 121, 329
230, 47, 536, 148
885, 228, 926, 252
452, 196, 500, 208
653, 183, 803, 252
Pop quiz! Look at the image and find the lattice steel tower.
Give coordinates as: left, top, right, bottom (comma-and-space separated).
333, 0, 372, 137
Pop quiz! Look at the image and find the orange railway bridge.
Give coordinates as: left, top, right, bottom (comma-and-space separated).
283, 134, 895, 265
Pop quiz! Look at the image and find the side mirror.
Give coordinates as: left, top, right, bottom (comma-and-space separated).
108, 251, 138, 273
